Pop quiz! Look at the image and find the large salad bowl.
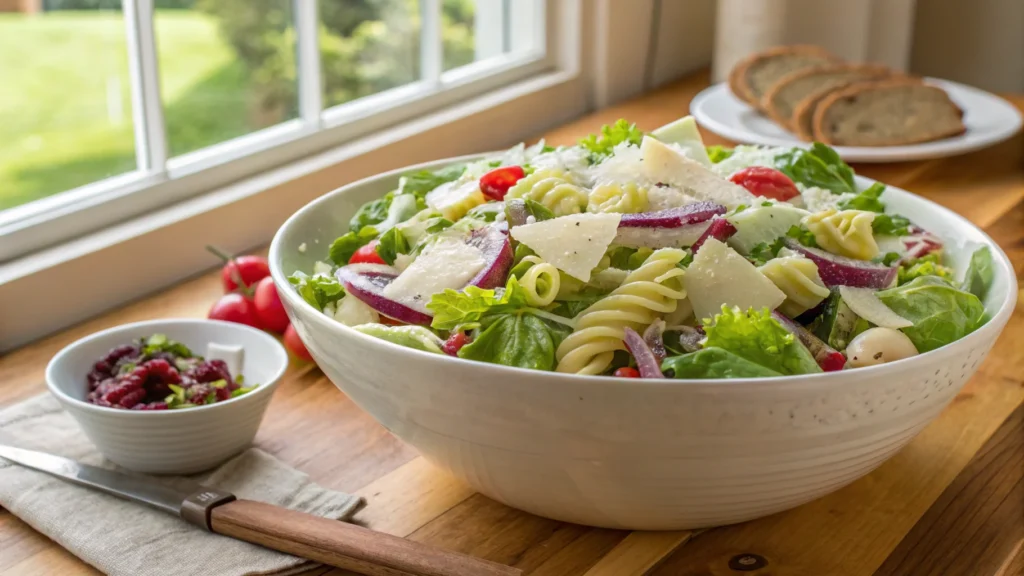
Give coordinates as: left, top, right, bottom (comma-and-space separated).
269, 154, 1015, 530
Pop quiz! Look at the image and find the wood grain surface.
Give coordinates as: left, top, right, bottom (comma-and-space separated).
1, 70, 1022, 576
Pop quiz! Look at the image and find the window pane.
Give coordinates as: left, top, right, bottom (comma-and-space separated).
0, 6, 136, 212
443, 0, 488, 71
157, 0, 299, 158
319, 0, 421, 109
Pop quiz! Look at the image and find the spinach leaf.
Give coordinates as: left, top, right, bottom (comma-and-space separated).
773, 143, 856, 193
458, 313, 558, 371
961, 246, 994, 300
871, 213, 912, 236
662, 348, 783, 379
839, 182, 886, 212
398, 164, 465, 198
349, 194, 392, 232
877, 276, 986, 352
524, 199, 556, 221
375, 227, 409, 266
605, 246, 653, 270
706, 145, 734, 163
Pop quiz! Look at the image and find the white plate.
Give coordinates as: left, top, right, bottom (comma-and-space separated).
690, 78, 1022, 163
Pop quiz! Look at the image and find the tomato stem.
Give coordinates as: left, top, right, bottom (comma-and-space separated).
206, 245, 254, 297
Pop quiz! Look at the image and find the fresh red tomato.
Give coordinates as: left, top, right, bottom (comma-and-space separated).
479, 166, 526, 201
283, 324, 313, 362
729, 167, 800, 202
208, 293, 263, 329
219, 255, 270, 292
349, 241, 386, 265
442, 332, 471, 356
253, 277, 290, 333
613, 367, 640, 378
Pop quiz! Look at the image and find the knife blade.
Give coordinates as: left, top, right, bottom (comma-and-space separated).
0, 444, 521, 576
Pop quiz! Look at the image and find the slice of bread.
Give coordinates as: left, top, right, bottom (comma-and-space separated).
763, 64, 891, 132
728, 45, 839, 111
812, 80, 966, 146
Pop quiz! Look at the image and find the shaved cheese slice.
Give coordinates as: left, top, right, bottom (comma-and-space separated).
510, 213, 621, 282
640, 136, 753, 209
683, 238, 786, 321
651, 116, 712, 167
839, 285, 913, 329
382, 237, 486, 309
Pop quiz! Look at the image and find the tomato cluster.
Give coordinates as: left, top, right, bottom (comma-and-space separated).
206, 247, 312, 362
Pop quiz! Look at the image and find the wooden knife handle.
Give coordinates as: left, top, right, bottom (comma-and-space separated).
209, 499, 521, 576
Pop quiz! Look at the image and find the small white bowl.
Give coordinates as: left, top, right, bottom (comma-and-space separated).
46, 319, 288, 474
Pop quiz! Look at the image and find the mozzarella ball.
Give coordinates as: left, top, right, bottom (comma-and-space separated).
846, 327, 919, 368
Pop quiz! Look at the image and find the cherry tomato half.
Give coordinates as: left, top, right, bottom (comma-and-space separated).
349, 241, 386, 265
613, 367, 641, 378
729, 166, 800, 202
479, 165, 526, 201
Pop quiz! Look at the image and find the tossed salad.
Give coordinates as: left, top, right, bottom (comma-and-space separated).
289, 116, 994, 379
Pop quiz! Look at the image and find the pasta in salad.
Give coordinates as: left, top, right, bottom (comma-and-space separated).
288, 116, 994, 379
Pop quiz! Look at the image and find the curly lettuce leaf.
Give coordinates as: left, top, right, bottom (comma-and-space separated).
458, 313, 558, 371
898, 253, 954, 286
662, 347, 783, 379
579, 119, 644, 162
961, 246, 994, 300
877, 276, 986, 352
702, 306, 821, 375
427, 277, 530, 331
288, 271, 345, 311
773, 143, 856, 194
839, 182, 886, 212
353, 324, 444, 354
706, 145, 734, 163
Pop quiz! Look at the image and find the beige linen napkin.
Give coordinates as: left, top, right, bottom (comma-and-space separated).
0, 394, 364, 576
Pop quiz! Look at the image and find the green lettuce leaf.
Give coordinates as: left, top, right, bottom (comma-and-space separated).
702, 306, 822, 375
773, 143, 856, 193
839, 182, 886, 212
375, 227, 409, 266
662, 348, 783, 379
871, 213, 912, 236
458, 313, 558, 371
353, 324, 445, 354
349, 193, 392, 232
898, 253, 954, 286
524, 198, 556, 221
288, 271, 345, 311
748, 237, 786, 266
706, 145, 734, 163
427, 277, 530, 331
786, 225, 819, 248
961, 246, 994, 300
398, 164, 465, 198
877, 276, 986, 352
579, 119, 644, 162
605, 246, 653, 271
328, 226, 378, 265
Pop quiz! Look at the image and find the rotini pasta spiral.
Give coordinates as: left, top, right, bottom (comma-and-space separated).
555, 248, 687, 375
516, 255, 561, 307
506, 168, 588, 216
587, 181, 649, 214
803, 209, 879, 260
759, 255, 830, 318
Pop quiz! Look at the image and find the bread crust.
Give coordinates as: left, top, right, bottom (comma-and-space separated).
792, 75, 922, 141
763, 64, 891, 131
727, 45, 838, 111
811, 79, 966, 146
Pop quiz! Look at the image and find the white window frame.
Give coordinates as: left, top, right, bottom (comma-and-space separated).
0, 0, 549, 263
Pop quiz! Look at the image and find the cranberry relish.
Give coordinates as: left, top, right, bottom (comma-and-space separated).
86, 334, 256, 410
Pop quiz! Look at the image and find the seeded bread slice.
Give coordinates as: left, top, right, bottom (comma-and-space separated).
812, 80, 966, 146
763, 64, 891, 132
727, 45, 840, 112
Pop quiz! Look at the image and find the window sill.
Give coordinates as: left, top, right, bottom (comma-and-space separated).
0, 68, 588, 353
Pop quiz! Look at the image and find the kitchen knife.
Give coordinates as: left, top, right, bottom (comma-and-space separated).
0, 444, 521, 576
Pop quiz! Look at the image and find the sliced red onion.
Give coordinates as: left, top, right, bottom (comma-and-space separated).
466, 226, 514, 289
772, 311, 845, 372
623, 327, 665, 379
784, 239, 897, 289
675, 326, 705, 353
642, 319, 667, 363
336, 266, 433, 325
902, 229, 943, 261
690, 218, 738, 253
617, 202, 727, 228
614, 222, 713, 249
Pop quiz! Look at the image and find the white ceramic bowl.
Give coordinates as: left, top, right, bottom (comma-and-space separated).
269, 158, 1017, 530
46, 319, 289, 474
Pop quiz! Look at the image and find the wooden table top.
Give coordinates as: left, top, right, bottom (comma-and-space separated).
2, 71, 1022, 576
